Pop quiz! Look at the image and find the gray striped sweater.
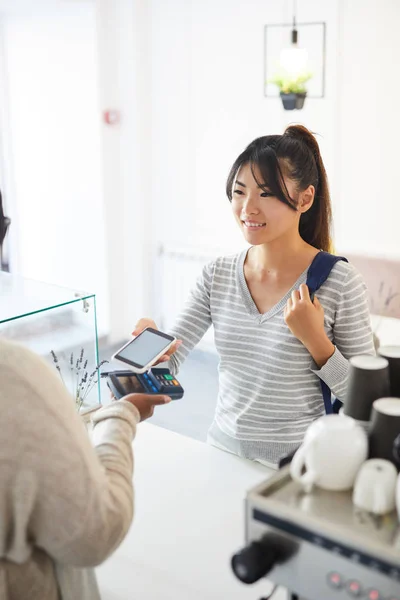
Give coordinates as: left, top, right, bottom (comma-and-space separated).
168, 249, 375, 467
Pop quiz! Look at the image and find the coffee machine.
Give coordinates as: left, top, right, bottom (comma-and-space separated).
232, 465, 400, 600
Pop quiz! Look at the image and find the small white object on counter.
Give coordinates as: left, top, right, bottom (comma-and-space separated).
353, 459, 398, 515
95, 423, 287, 600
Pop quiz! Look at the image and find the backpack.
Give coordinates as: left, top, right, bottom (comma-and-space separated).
278, 252, 349, 469
306, 251, 348, 415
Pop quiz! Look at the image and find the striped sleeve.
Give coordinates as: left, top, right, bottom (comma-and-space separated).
312, 266, 375, 399
167, 261, 215, 375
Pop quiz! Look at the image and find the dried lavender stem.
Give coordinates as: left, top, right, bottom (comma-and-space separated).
70, 353, 74, 397
75, 352, 83, 401
81, 360, 108, 403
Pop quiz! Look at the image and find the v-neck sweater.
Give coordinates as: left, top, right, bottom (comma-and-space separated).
168, 249, 375, 467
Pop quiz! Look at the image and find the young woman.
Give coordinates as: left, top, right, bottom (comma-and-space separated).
134, 125, 375, 468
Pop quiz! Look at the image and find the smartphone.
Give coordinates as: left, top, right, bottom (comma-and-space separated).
111, 327, 176, 374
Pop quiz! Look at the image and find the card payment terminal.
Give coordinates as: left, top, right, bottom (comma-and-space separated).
103, 367, 184, 401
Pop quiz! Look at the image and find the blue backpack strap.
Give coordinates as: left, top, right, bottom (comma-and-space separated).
321, 380, 333, 414
306, 252, 348, 414
306, 252, 348, 301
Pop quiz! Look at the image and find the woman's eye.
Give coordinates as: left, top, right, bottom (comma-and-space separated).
233, 189, 244, 195
260, 192, 273, 198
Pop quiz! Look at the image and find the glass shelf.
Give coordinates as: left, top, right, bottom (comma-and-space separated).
0, 272, 101, 412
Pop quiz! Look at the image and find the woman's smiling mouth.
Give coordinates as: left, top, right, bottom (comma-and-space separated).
241, 220, 266, 230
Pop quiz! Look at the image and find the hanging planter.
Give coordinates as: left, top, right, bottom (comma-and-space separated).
269, 71, 312, 111
295, 92, 307, 110
278, 91, 307, 111
279, 90, 308, 111
280, 92, 297, 110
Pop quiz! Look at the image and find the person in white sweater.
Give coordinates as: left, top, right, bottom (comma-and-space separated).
0, 336, 171, 599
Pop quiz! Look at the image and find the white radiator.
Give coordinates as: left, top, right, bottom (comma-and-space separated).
156, 244, 224, 352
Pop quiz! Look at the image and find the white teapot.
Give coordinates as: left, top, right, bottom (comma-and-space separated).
290, 414, 368, 492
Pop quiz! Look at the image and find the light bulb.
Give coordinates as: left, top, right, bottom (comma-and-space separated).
279, 45, 308, 78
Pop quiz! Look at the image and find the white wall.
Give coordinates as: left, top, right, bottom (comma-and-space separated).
0, 0, 158, 343
95, 0, 153, 343
334, 0, 400, 258
150, 0, 340, 253
0, 1, 109, 333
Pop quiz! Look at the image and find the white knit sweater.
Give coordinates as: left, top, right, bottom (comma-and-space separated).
0, 338, 140, 600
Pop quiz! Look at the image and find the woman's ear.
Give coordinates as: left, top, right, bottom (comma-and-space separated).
298, 185, 315, 213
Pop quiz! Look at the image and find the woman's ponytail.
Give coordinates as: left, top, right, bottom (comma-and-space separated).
283, 125, 333, 252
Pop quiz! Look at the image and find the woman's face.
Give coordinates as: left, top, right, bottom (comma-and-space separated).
231, 162, 306, 246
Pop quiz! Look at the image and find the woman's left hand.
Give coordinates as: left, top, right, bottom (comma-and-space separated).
284, 284, 335, 366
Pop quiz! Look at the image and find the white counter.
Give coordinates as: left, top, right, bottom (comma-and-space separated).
96, 423, 288, 600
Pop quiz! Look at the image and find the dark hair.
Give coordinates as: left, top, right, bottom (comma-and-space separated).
226, 125, 332, 252
0, 190, 10, 249
0, 190, 6, 246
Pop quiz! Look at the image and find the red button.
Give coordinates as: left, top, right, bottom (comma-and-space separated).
347, 580, 363, 597
327, 572, 343, 589
367, 590, 382, 600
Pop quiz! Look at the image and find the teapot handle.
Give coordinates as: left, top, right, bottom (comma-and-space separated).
290, 441, 317, 492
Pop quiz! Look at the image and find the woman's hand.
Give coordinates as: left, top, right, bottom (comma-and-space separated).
284, 284, 335, 367
132, 318, 183, 364
122, 393, 171, 421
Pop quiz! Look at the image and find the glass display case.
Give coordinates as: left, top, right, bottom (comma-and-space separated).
0, 272, 102, 413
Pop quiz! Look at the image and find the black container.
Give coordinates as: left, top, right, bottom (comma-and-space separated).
393, 433, 400, 465
280, 93, 296, 110
295, 93, 307, 109
378, 346, 400, 397
343, 355, 390, 422
369, 398, 400, 467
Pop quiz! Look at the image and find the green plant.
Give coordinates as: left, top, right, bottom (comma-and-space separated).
269, 70, 313, 94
